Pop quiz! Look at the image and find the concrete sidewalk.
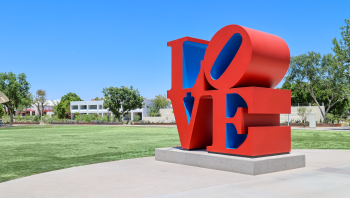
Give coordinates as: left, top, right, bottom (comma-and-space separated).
292, 126, 350, 132
1, 149, 350, 198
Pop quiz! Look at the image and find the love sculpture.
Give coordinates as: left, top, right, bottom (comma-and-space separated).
167, 25, 291, 157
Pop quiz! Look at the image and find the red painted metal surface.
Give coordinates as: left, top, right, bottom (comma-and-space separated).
167, 25, 291, 157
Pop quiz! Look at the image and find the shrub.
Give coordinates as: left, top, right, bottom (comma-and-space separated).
74, 112, 80, 118
57, 102, 66, 119
327, 113, 335, 123
89, 114, 97, 121
150, 112, 161, 117
33, 115, 40, 122
111, 115, 116, 122
24, 115, 32, 122
133, 115, 140, 121
15, 115, 22, 122
2, 114, 10, 122
84, 114, 91, 123
102, 115, 108, 123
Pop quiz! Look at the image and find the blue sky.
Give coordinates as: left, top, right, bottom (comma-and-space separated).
0, 0, 349, 100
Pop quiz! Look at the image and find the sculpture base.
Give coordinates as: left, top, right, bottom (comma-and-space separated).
155, 147, 305, 175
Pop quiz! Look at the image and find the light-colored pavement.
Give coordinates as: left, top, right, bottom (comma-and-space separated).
291, 126, 350, 132
1, 149, 350, 198
0, 124, 11, 128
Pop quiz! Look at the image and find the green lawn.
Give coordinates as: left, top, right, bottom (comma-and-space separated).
0, 125, 179, 183
292, 129, 350, 149
0, 126, 349, 183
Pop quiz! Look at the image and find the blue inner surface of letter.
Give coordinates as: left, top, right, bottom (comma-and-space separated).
182, 41, 208, 89
210, 33, 242, 80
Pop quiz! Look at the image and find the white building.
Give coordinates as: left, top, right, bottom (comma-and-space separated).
70, 100, 109, 118
17, 99, 60, 117
70, 99, 153, 121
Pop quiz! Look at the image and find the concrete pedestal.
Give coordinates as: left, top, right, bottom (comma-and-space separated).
155, 147, 305, 175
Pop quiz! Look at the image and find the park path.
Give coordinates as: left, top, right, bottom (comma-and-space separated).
1, 149, 350, 197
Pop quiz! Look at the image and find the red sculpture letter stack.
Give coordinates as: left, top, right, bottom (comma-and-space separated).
167, 25, 291, 157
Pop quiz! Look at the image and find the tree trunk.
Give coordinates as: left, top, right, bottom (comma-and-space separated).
323, 103, 333, 124
307, 84, 327, 123
10, 110, 13, 122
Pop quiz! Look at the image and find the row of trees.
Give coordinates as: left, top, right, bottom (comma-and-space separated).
0, 72, 166, 123
28, 87, 144, 123
0, 71, 147, 122
280, 82, 349, 119
0, 72, 31, 122
284, 19, 350, 123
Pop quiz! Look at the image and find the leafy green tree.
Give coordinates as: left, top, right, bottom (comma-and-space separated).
61, 92, 82, 108
94, 97, 103, 101
60, 92, 82, 117
61, 92, 82, 102
286, 52, 349, 123
57, 102, 66, 119
147, 94, 171, 117
0, 104, 4, 118
331, 19, 350, 119
332, 19, 350, 82
33, 90, 48, 118
0, 72, 31, 122
102, 86, 144, 122
153, 94, 171, 112
329, 98, 349, 119
281, 81, 349, 118
280, 82, 313, 104
148, 108, 161, 117
13, 92, 33, 116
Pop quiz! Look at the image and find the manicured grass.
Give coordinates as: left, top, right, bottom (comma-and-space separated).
292, 129, 350, 149
0, 126, 349, 183
0, 125, 179, 183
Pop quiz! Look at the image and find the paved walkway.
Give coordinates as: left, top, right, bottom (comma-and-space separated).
1, 149, 350, 197
0, 124, 11, 128
291, 126, 350, 132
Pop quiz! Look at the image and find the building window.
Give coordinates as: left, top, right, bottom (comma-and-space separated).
72, 105, 78, 110
99, 105, 102, 109
89, 105, 97, 109
80, 105, 87, 110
